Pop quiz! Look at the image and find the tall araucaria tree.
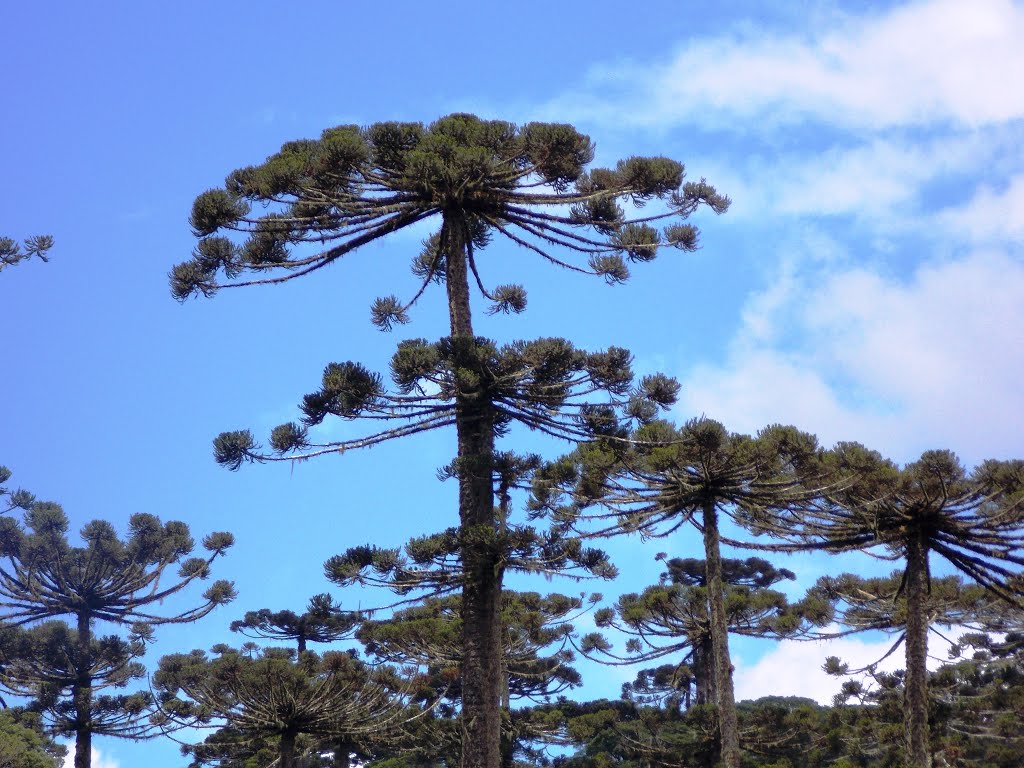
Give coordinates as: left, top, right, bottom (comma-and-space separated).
0, 498, 235, 768
790, 447, 1024, 768
170, 113, 728, 768
531, 419, 828, 768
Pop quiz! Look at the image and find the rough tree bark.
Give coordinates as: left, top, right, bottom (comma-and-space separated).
74, 613, 92, 768
444, 213, 503, 768
702, 500, 740, 768
904, 533, 932, 768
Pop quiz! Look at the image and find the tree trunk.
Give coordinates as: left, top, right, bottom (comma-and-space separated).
904, 533, 932, 768
332, 738, 352, 768
279, 730, 297, 768
74, 612, 92, 768
701, 500, 740, 768
693, 633, 715, 706
444, 213, 503, 768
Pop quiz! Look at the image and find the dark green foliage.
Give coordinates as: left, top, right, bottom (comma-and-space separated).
533, 419, 828, 768
0, 504, 235, 626
325, 522, 616, 609
813, 571, 1000, 639
357, 591, 590, 705
531, 419, 825, 539
0, 465, 36, 514
0, 621, 151, 742
0, 235, 53, 272
325, 450, 617, 604
797, 448, 1024, 591
790, 447, 1024, 767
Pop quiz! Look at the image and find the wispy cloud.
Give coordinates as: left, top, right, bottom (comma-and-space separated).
735, 627, 965, 705
938, 172, 1024, 242
721, 126, 1021, 221
546, 0, 1024, 132
678, 247, 1024, 465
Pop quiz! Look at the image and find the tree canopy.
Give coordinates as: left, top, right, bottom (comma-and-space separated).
0, 482, 235, 768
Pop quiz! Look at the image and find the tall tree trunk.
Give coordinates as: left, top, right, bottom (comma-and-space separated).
279, 730, 297, 768
693, 633, 715, 706
904, 534, 932, 768
74, 612, 92, 768
444, 213, 503, 768
701, 500, 740, 768
499, 666, 514, 768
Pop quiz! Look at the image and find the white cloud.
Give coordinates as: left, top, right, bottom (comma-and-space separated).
763, 131, 1009, 218
63, 747, 119, 768
679, 249, 1024, 465
554, 0, 1024, 131
735, 627, 963, 705
939, 173, 1024, 241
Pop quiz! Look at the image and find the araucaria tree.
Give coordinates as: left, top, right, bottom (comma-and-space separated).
155, 645, 408, 768
0, 495, 235, 768
795, 447, 1024, 768
171, 113, 727, 768
230, 593, 358, 654
358, 590, 595, 768
583, 556, 831, 710
532, 419, 826, 768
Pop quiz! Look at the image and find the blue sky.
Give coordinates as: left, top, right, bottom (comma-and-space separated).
3, 1, 1023, 766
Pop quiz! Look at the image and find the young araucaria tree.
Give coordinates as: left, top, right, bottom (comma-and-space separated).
583, 556, 831, 710
171, 113, 728, 768
230, 593, 358, 654
531, 418, 827, 768
357, 589, 596, 768
0, 489, 235, 768
795, 447, 1024, 768
328, 449, 615, 768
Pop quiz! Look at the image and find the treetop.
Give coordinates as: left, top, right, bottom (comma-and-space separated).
171, 113, 729, 327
